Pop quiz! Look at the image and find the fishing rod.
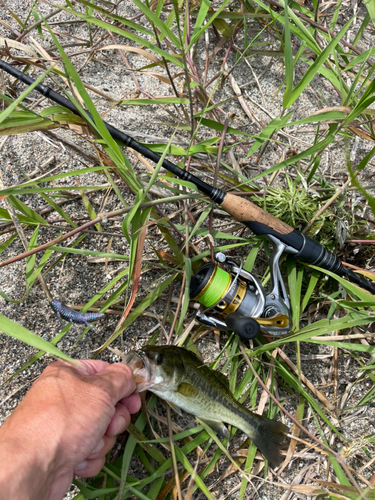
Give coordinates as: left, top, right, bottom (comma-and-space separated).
1, 59, 374, 339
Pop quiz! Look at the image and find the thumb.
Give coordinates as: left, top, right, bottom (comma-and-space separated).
93, 363, 136, 404
75, 359, 110, 375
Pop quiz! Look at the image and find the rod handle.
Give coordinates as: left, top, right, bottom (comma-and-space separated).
220, 193, 293, 235
220, 193, 345, 270
220, 193, 339, 270
220, 193, 306, 250
219, 193, 375, 294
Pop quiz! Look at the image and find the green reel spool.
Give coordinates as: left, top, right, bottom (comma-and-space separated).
190, 263, 231, 308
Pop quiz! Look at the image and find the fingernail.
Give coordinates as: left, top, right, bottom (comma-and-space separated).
91, 438, 105, 454
74, 460, 87, 472
116, 416, 126, 434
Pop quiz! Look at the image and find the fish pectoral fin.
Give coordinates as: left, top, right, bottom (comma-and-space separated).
177, 382, 197, 397
167, 401, 183, 416
201, 419, 229, 438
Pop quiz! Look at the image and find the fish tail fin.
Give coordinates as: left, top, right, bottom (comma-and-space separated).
247, 416, 288, 467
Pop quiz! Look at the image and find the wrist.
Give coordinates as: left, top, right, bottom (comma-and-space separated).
0, 407, 66, 500
0, 437, 55, 500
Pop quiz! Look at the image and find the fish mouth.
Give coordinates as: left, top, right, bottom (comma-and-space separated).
122, 350, 153, 393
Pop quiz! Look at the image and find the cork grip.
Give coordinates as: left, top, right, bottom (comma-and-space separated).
220, 193, 294, 235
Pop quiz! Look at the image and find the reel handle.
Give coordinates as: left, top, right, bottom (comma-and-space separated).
224, 312, 290, 340
225, 313, 260, 340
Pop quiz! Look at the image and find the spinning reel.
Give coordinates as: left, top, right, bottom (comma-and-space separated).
190, 237, 292, 340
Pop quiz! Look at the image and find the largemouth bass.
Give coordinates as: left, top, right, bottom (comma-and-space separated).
123, 345, 288, 466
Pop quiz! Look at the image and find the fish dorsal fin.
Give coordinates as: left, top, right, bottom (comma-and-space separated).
210, 369, 230, 390
177, 382, 197, 397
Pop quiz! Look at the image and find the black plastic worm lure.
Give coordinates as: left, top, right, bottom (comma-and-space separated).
51, 300, 105, 324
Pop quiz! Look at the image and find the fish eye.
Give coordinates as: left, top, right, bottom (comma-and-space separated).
156, 353, 163, 365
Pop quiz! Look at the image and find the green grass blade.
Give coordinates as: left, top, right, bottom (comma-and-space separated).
191, 0, 211, 39
25, 225, 39, 289
49, 246, 129, 261
127, 424, 167, 464
119, 98, 189, 105
0, 185, 108, 196
74, 482, 118, 499
39, 193, 78, 228
97, 273, 178, 352
364, 0, 375, 28
176, 257, 191, 333
353, 12, 370, 45
29, 248, 53, 287
130, 0, 181, 48
285, 18, 353, 107
282, 0, 294, 108
238, 444, 257, 499
187, 0, 232, 49
68, 0, 154, 35
0, 66, 55, 126
250, 124, 338, 182
310, 265, 375, 305
0, 234, 18, 255
42, 21, 124, 164
0, 314, 77, 364
6, 166, 111, 189
329, 0, 342, 30
287, 258, 304, 330
247, 112, 293, 157
49, 2, 183, 68
174, 445, 216, 500
7, 196, 47, 225
301, 269, 320, 312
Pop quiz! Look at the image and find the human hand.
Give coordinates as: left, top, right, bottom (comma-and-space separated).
0, 359, 141, 500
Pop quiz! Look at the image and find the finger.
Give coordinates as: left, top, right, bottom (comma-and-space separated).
74, 359, 110, 375
86, 435, 116, 459
118, 393, 141, 414
95, 363, 136, 404
106, 403, 131, 437
43, 359, 110, 377
74, 456, 106, 478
